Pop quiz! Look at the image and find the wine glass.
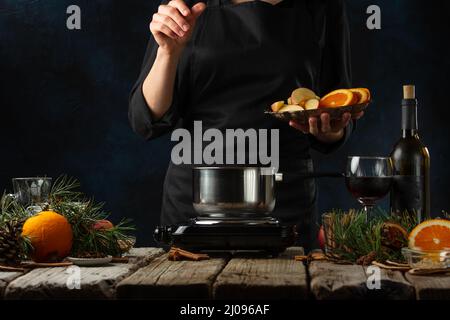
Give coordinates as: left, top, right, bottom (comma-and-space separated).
345, 157, 393, 219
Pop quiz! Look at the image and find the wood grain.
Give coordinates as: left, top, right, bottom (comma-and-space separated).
3, 248, 450, 300
405, 273, 450, 300
4, 248, 163, 300
364, 267, 415, 300
0, 272, 23, 299
116, 253, 230, 300
213, 248, 308, 300
309, 261, 414, 300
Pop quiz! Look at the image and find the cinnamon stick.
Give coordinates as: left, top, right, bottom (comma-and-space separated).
0, 264, 26, 272
20, 262, 74, 269
295, 252, 328, 263
294, 256, 308, 262
168, 247, 210, 261
111, 257, 130, 264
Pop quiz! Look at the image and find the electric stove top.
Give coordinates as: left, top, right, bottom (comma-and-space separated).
154, 217, 297, 255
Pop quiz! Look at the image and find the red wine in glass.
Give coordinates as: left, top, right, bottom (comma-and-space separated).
345, 177, 392, 207
346, 157, 393, 219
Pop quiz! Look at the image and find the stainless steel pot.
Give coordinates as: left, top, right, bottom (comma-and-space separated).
192, 167, 344, 218
192, 167, 283, 218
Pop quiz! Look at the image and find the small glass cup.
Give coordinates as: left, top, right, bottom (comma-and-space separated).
7, 177, 52, 215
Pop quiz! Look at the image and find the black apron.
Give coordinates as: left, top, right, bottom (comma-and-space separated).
161, 0, 321, 250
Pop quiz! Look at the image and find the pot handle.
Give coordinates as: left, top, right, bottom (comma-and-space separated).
275, 173, 284, 182
303, 172, 345, 179
276, 172, 344, 183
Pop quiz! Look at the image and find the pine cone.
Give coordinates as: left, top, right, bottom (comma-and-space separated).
357, 251, 377, 266
0, 220, 24, 266
381, 222, 408, 250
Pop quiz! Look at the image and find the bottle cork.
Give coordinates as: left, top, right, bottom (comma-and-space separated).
403, 85, 415, 99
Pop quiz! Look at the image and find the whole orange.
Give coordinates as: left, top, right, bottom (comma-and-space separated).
22, 211, 73, 262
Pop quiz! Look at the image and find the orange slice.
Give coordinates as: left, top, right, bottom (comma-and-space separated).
408, 219, 450, 251
350, 90, 362, 104
350, 88, 371, 104
362, 88, 371, 101
319, 89, 355, 108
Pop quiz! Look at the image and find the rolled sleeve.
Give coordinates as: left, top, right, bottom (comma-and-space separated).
128, 29, 184, 140
129, 81, 179, 140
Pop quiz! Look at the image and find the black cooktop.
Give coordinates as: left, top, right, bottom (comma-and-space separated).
154, 218, 297, 256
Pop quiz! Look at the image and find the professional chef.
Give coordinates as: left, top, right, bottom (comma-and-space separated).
129, 0, 363, 251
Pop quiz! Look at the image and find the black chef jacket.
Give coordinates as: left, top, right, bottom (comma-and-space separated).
129, 0, 353, 250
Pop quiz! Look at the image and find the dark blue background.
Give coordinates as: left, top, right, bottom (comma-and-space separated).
1, 0, 449, 246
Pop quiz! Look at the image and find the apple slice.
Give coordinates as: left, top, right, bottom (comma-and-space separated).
291, 88, 317, 105
279, 105, 304, 113
287, 97, 293, 105
271, 101, 285, 112
304, 98, 320, 110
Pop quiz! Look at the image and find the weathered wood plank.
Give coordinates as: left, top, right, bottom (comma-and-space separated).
4, 248, 164, 300
364, 267, 415, 300
405, 273, 450, 300
213, 248, 308, 300
0, 272, 24, 299
127, 248, 165, 267
117, 253, 229, 300
309, 262, 414, 300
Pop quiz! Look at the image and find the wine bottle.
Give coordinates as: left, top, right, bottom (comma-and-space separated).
390, 85, 430, 222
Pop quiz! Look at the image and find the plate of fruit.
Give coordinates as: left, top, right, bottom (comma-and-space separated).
266, 87, 371, 125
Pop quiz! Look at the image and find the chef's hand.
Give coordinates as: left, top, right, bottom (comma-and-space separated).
150, 0, 206, 55
289, 112, 364, 144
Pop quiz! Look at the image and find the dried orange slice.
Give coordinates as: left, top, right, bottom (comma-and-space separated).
319, 89, 355, 108
350, 88, 371, 104
408, 219, 450, 251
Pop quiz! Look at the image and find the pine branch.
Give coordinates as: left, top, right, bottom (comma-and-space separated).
71, 219, 136, 258
1, 175, 136, 260
386, 211, 419, 233
50, 175, 82, 203
324, 208, 418, 264
0, 193, 29, 225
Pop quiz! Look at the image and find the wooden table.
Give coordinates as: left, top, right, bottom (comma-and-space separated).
0, 248, 449, 300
